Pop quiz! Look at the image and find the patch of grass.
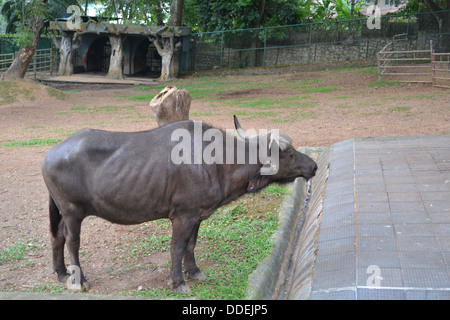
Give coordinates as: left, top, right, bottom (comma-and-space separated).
388, 106, 411, 112
95, 105, 135, 112
66, 89, 82, 93
245, 111, 279, 119
132, 85, 167, 92
130, 234, 172, 256
23, 125, 43, 130
358, 66, 378, 74
0, 81, 35, 105
135, 209, 277, 299
230, 96, 316, 110
70, 105, 89, 111
337, 103, 353, 109
289, 78, 322, 89
26, 283, 65, 294
132, 183, 289, 299
190, 111, 214, 117
127, 94, 155, 102
272, 110, 316, 122
4, 138, 62, 147
262, 184, 290, 197
369, 80, 400, 87
46, 87, 68, 100
303, 86, 337, 93
0, 240, 38, 265
69, 105, 136, 112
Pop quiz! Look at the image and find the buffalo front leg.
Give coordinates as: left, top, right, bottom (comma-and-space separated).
169, 217, 199, 294
64, 215, 89, 291
184, 221, 207, 282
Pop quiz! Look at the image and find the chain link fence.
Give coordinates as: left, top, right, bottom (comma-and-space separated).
184, 11, 449, 73
0, 11, 448, 77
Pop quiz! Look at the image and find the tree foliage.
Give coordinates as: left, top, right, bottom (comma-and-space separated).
96, 0, 169, 25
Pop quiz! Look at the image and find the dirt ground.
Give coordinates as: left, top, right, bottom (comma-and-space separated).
0, 66, 449, 296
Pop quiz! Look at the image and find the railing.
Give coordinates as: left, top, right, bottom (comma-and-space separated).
432, 53, 450, 89
377, 38, 433, 83
0, 52, 14, 73
0, 48, 55, 78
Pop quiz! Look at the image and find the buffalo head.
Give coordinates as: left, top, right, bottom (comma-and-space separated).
233, 115, 317, 191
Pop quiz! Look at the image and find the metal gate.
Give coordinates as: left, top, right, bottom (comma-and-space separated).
377, 37, 433, 83
432, 53, 450, 89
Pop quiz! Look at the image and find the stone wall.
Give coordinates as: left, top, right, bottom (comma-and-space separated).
188, 35, 432, 71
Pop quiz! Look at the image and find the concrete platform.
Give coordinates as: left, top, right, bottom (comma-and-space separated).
39, 73, 157, 86
284, 135, 450, 300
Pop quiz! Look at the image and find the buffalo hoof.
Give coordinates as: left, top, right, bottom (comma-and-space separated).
57, 273, 70, 283
173, 283, 191, 294
66, 280, 90, 291
58, 272, 90, 291
81, 281, 90, 292
188, 271, 207, 281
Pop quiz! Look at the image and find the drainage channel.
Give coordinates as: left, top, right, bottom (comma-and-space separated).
245, 146, 330, 300
275, 147, 331, 300
275, 178, 313, 300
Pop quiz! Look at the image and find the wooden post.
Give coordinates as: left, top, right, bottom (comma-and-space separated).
150, 86, 191, 127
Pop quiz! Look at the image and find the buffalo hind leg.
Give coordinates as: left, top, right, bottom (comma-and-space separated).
170, 217, 199, 293
184, 222, 207, 282
51, 219, 67, 282
64, 215, 89, 291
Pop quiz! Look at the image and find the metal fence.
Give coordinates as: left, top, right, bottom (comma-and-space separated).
0, 48, 56, 77
184, 10, 449, 73
0, 11, 448, 77
432, 53, 450, 89
377, 34, 433, 83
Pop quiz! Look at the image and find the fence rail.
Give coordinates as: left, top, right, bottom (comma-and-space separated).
185, 11, 450, 73
377, 37, 433, 83
0, 48, 55, 77
432, 53, 450, 89
0, 52, 14, 73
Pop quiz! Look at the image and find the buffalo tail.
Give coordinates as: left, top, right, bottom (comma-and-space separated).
49, 195, 61, 238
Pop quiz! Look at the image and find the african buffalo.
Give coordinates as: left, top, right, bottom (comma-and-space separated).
41, 116, 317, 293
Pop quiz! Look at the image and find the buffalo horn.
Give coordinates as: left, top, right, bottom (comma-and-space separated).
233, 115, 292, 151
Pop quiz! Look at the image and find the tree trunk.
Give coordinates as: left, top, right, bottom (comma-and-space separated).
160, 43, 175, 81
1, 15, 45, 80
169, 0, 185, 26
57, 32, 79, 76
437, 12, 450, 52
150, 86, 191, 127
248, 0, 265, 67
106, 34, 126, 79
151, 36, 179, 81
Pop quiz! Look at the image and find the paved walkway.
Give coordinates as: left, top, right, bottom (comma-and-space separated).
310, 135, 450, 299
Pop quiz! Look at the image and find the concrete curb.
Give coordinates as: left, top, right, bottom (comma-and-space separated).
245, 147, 329, 300
282, 147, 332, 299
245, 177, 306, 300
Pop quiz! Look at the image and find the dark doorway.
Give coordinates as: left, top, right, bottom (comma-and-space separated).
86, 37, 110, 73
132, 38, 162, 78
146, 44, 162, 78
